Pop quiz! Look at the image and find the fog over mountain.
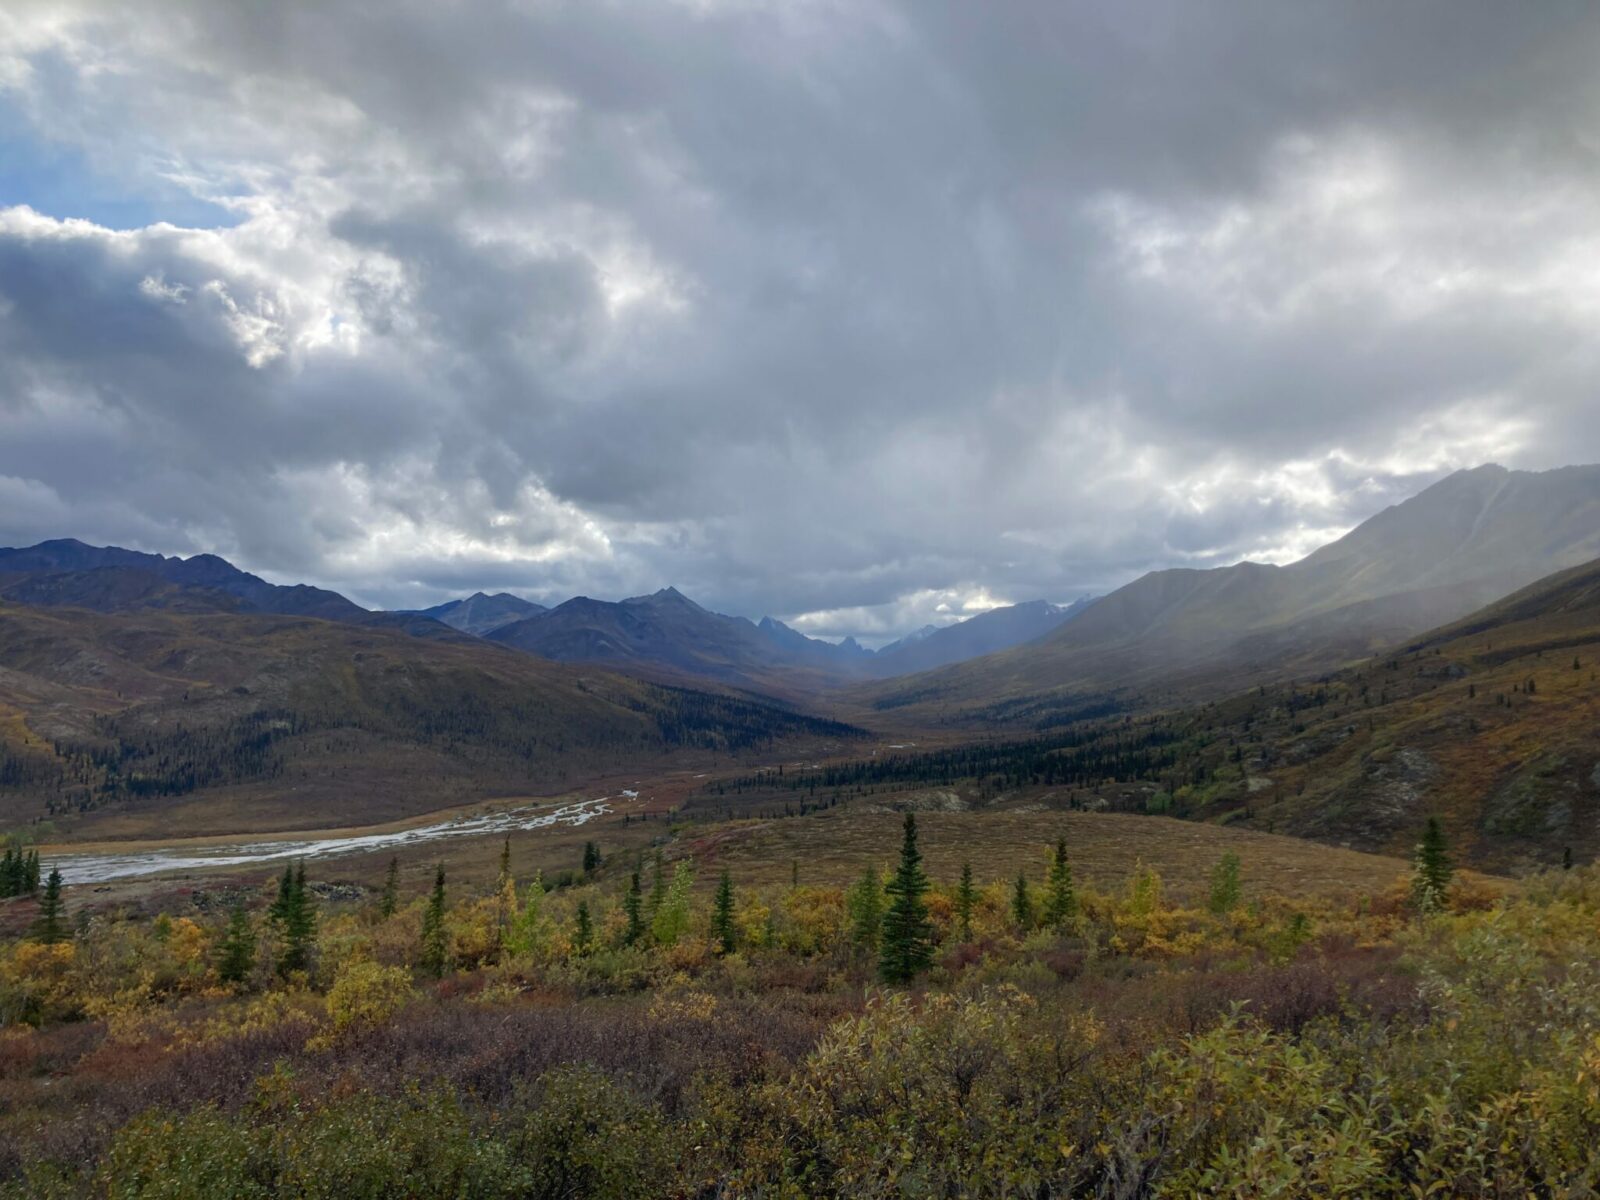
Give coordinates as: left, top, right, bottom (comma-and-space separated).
4, 4, 1600, 641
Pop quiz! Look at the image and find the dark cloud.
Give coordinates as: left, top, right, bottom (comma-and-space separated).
1, 0, 1598, 636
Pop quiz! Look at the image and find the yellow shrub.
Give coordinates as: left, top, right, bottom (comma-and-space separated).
324, 959, 414, 1035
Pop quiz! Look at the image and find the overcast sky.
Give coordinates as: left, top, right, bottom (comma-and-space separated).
3, 1, 1598, 642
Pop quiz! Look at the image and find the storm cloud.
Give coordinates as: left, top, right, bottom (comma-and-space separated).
2, 1, 1598, 641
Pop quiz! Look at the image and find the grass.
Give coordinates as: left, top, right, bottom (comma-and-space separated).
681, 801, 1428, 903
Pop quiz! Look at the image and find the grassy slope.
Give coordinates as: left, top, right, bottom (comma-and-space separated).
686, 805, 1421, 903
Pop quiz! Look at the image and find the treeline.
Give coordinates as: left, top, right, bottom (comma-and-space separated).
640, 685, 866, 752
713, 719, 1184, 796
0, 843, 40, 898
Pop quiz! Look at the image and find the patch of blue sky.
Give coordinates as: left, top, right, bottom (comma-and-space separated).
0, 104, 241, 231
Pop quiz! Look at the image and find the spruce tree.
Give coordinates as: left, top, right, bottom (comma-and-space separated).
879, 813, 934, 984
847, 864, 884, 951
582, 840, 601, 875
420, 864, 449, 977
278, 863, 317, 976
711, 869, 737, 955
1411, 817, 1453, 914
379, 856, 400, 919
216, 904, 256, 985
495, 837, 516, 950
268, 864, 294, 926
1012, 871, 1033, 931
1044, 838, 1077, 930
623, 870, 644, 946
646, 851, 667, 920
573, 900, 593, 954
955, 862, 976, 943
30, 867, 68, 945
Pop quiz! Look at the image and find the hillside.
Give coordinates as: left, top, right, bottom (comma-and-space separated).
857, 464, 1600, 723
788, 554, 1600, 870
0, 540, 370, 622
0, 602, 866, 840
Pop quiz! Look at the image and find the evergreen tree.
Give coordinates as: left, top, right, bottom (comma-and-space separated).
646, 851, 667, 920
623, 870, 644, 946
1411, 817, 1453, 914
1043, 838, 1077, 930
495, 837, 516, 950
879, 813, 934, 984
955, 862, 976, 943
847, 864, 884, 951
379, 856, 400, 919
270, 863, 317, 977
420, 864, 449, 977
30, 867, 68, 945
711, 869, 737, 955
1565, 846, 1575, 871
268, 864, 294, 926
1011, 871, 1034, 931
1208, 851, 1242, 915
216, 903, 256, 985
582, 840, 601, 875
573, 900, 593, 954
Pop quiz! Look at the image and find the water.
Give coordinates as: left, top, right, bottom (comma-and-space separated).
52, 796, 616, 885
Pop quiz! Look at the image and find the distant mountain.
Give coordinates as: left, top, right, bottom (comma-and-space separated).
756, 616, 874, 671
488, 587, 842, 692
415, 591, 547, 636
877, 624, 938, 656
868, 599, 1093, 676
484, 585, 1080, 692
860, 464, 1600, 721
0, 539, 368, 622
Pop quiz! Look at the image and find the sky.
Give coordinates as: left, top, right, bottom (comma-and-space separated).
2, 1, 1598, 644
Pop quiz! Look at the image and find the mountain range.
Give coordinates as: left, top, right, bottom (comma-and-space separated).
859, 464, 1600, 723
0, 539, 1091, 693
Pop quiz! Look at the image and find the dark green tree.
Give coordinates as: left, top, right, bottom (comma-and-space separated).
646, 851, 667, 919
878, 813, 934, 984
847, 864, 884, 951
582, 841, 601, 875
277, 862, 317, 977
623, 871, 644, 946
955, 862, 976, 943
1411, 817, 1453, 914
216, 904, 256, 985
1044, 838, 1077, 930
1012, 871, 1034, 931
711, 869, 737, 955
30, 867, 69, 945
379, 856, 400, 919
268, 864, 294, 926
573, 900, 593, 954
420, 864, 449, 977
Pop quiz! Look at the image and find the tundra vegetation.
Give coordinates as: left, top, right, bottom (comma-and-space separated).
5, 817, 1600, 1198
